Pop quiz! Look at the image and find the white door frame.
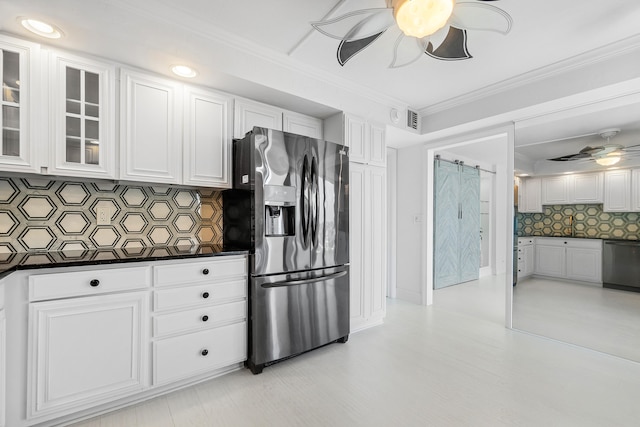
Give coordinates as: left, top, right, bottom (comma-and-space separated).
421, 125, 515, 328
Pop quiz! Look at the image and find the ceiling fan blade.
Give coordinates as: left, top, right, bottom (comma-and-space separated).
449, 2, 513, 35
389, 33, 427, 68
312, 8, 394, 42
337, 31, 386, 66
425, 27, 472, 61
548, 153, 592, 161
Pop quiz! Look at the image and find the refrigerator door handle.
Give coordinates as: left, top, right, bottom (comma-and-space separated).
261, 270, 348, 288
311, 155, 319, 246
301, 154, 311, 244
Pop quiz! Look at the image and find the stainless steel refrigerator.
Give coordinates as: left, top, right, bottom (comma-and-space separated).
223, 127, 349, 374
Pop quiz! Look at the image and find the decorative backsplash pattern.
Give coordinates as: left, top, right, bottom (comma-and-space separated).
517, 204, 640, 240
0, 177, 223, 253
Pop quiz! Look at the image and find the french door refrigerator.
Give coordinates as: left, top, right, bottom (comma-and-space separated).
223, 127, 349, 374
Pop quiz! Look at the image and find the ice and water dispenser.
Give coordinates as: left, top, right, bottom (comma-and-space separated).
263, 185, 296, 237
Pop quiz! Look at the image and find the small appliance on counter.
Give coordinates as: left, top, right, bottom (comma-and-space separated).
224, 127, 350, 374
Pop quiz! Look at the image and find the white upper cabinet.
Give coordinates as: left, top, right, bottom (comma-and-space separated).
539, 172, 604, 206
518, 177, 542, 213
48, 52, 116, 179
233, 98, 282, 138
541, 175, 570, 205
282, 110, 323, 139
120, 68, 182, 184
344, 114, 386, 166
234, 97, 323, 140
0, 35, 39, 174
570, 172, 603, 203
604, 169, 631, 212
183, 86, 233, 188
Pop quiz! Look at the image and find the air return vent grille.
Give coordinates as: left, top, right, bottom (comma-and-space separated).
407, 109, 419, 130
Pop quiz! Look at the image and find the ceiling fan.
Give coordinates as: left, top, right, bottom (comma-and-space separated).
311, 0, 513, 68
548, 129, 640, 166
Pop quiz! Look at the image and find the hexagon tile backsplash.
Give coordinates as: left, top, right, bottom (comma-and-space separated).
0, 177, 223, 252
517, 204, 640, 240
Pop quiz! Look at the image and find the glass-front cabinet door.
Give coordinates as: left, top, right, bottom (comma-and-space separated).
49, 52, 115, 178
0, 35, 39, 173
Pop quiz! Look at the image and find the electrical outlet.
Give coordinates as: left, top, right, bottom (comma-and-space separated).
97, 207, 111, 225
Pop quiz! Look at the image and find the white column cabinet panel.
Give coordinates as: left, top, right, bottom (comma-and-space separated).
604, 169, 631, 212
349, 163, 387, 332
0, 35, 40, 174
120, 69, 182, 184
183, 86, 233, 188
282, 110, 323, 139
28, 291, 149, 419
233, 98, 282, 138
345, 114, 367, 163
48, 52, 116, 179
368, 122, 386, 167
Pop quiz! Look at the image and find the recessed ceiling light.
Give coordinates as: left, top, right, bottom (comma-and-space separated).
19, 17, 63, 39
171, 65, 198, 78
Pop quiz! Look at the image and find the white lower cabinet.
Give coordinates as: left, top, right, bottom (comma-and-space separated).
4, 256, 247, 427
534, 238, 602, 283
517, 238, 534, 278
28, 291, 149, 419
349, 163, 386, 332
0, 308, 5, 427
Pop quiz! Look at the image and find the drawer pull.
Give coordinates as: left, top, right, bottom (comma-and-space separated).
202, 315, 209, 322
201, 349, 209, 356
202, 268, 210, 275
90, 279, 100, 287
202, 292, 210, 299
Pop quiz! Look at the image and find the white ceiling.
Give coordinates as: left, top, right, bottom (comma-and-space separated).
1, 0, 640, 151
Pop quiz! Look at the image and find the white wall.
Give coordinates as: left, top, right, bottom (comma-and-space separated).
395, 144, 424, 304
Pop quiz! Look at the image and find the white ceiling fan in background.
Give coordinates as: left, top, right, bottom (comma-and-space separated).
547, 129, 640, 166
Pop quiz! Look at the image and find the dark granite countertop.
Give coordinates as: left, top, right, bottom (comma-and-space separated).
518, 235, 639, 242
0, 245, 248, 279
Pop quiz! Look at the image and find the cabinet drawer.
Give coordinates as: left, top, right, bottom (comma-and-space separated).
517, 238, 534, 246
153, 257, 246, 287
154, 321, 246, 385
154, 279, 246, 312
29, 267, 151, 301
153, 300, 246, 338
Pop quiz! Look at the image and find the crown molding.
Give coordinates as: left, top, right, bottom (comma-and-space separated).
419, 33, 640, 116
108, 0, 407, 111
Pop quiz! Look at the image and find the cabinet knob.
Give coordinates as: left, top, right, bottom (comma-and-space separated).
202, 292, 210, 299
202, 268, 209, 275
90, 279, 100, 287
201, 349, 209, 356
202, 315, 209, 322
564, 241, 567, 244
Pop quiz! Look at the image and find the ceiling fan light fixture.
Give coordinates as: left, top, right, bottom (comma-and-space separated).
595, 155, 621, 166
392, 0, 454, 39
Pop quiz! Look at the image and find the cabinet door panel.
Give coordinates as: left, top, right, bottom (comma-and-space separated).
348, 163, 366, 329
632, 169, 640, 212
369, 167, 387, 318
566, 248, 601, 283
120, 69, 181, 184
0, 36, 39, 173
49, 53, 115, 178
29, 292, 148, 419
183, 87, 232, 188
345, 114, 366, 163
233, 99, 281, 138
368, 123, 386, 167
572, 173, 603, 203
604, 170, 631, 212
0, 310, 5, 427
534, 245, 565, 277
282, 111, 323, 139
541, 176, 569, 205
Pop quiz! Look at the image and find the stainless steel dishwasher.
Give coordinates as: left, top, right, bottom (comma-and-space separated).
603, 240, 640, 292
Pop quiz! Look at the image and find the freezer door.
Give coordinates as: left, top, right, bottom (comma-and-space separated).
253, 129, 310, 275
248, 266, 350, 370
310, 138, 349, 269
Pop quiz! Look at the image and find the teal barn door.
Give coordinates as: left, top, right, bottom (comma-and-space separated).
433, 159, 480, 289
